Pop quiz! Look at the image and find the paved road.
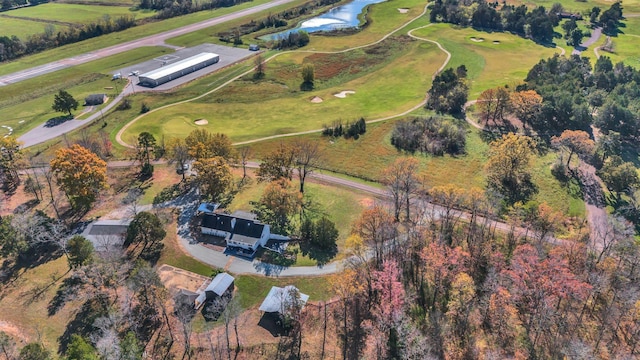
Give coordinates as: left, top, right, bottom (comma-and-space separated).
18, 81, 136, 148
572, 27, 602, 56
0, 0, 297, 86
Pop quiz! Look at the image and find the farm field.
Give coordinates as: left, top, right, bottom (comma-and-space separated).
2, 3, 155, 25
0, 16, 69, 39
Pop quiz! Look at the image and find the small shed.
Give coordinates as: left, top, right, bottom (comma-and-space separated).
194, 272, 235, 309
84, 94, 107, 106
259, 285, 309, 314
196, 202, 220, 216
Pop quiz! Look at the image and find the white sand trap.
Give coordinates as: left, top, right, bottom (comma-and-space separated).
310, 96, 323, 103
398, 8, 409, 13
470, 37, 485, 42
334, 90, 356, 98
493, 40, 500, 44
194, 119, 208, 125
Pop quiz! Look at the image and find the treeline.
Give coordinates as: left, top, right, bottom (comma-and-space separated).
0, 15, 136, 62
0, 0, 251, 63
391, 116, 466, 155
322, 117, 366, 139
516, 54, 640, 138
430, 0, 623, 43
139, 0, 250, 20
218, 0, 342, 49
0, 0, 47, 11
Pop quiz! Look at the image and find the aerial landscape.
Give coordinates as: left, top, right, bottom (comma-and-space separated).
0, 0, 640, 358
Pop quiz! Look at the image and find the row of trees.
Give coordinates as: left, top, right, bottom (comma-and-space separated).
328, 158, 640, 358
431, 1, 622, 43
0, 15, 136, 63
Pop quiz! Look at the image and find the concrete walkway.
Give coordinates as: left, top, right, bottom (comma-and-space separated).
572, 27, 602, 56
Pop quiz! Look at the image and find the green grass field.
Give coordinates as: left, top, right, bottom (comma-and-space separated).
0, 0, 277, 77
410, 23, 562, 97
0, 16, 70, 39
0, 46, 172, 138
120, 39, 445, 144
3, 3, 155, 24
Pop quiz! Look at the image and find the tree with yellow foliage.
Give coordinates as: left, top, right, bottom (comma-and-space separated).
192, 156, 232, 203
485, 133, 537, 204
50, 144, 107, 209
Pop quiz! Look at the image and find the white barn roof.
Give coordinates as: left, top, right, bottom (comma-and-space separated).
140, 52, 219, 81
194, 272, 234, 309
259, 285, 309, 313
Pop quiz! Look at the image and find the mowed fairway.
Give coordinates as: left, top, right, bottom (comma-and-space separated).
121, 40, 446, 143
3, 3, 155, 24
411, 24, 561, 97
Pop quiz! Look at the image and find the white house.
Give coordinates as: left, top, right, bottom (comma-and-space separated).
259, 285, 309, 314
200, 213, 280, 253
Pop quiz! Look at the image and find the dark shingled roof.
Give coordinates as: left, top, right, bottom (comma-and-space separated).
233, 218, 264, 238
201, 214, 234, 233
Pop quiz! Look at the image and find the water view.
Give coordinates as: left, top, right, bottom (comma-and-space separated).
266, 0, 387, 40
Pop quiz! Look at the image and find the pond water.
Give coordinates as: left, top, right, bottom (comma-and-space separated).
265, 0, 387, 40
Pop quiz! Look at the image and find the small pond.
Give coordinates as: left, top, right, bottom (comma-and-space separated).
265, 0, 387, 40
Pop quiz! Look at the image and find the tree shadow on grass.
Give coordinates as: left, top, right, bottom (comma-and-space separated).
298, 242, 337, 266
59, 294, 110, 354
48, 273, 84, 316
0, 243, 62, 289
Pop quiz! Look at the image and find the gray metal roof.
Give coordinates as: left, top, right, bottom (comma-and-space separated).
139, 52, 219, 81
258, 285, 309, 313
205, 272, 235, 296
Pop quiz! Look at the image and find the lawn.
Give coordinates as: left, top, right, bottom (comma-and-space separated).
410, 23, 562, 97
0, 257, 80, 352
0, 46, 172, 138
120, 39, 445, 144
0, 16, 69, 39
229, 178, 367, 241
234, 274, 332, 309
4, 3, 155, 25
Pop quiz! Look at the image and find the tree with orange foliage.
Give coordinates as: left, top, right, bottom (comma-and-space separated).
352, 205, 395, 267
510, 90, 543, 130
50, 144, 107, 209
551, 130, 595, 171
253, 179, 301, 235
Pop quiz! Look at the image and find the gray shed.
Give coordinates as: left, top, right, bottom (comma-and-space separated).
84, 94, 107, 106
194, 272, 235, 309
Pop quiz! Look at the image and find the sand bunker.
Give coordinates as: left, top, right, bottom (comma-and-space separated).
493, 40, 500, 44
470, 37, 485, 42
310, 96, 324, 103
194, 119, 208, 125
398, 8, 409, 13
334, 90, 356, 98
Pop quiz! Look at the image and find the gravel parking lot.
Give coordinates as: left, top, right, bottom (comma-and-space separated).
115, 43, 256, 91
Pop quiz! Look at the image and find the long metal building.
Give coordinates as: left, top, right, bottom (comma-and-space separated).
138, 52, 220, 87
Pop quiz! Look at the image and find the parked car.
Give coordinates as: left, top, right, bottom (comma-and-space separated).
176, 163, 190, 174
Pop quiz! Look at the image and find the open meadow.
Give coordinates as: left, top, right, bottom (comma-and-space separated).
2, 3, 155, 26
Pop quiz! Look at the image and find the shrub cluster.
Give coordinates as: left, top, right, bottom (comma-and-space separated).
391, 117, 466, 156
322, 118, 366, 139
